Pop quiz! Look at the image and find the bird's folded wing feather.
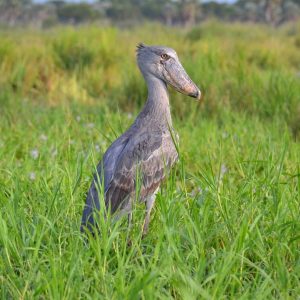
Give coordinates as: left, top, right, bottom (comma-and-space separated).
105, 130, 177, 212
81, 135, 129, 230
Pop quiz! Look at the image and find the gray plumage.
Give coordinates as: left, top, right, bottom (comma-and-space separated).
81, 43, 201, 235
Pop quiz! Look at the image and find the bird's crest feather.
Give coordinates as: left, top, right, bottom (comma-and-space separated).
136, 43, 146, 55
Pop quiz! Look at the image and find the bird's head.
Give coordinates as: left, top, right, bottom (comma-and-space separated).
136, 43, 201, 100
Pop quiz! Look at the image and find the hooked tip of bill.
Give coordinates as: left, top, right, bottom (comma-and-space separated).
196, 89, 201, 101
189, 89, 202, 101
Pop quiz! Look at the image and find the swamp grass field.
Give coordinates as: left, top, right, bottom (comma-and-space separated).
0, 22, 300, 298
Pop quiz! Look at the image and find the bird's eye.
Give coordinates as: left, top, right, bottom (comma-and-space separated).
161, 53, 170, 60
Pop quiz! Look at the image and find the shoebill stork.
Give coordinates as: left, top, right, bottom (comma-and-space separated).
81, 43, 201, 236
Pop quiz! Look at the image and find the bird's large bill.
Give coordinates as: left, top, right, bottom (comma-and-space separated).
163, 59, 201, 100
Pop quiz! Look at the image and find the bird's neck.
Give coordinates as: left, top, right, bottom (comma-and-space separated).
142, 74, 172, 127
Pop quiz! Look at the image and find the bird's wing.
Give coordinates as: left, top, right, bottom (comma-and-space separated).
105, 129, 178, 213
81, 135, 130, 231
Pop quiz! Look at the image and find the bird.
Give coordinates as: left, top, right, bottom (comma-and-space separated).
81, 43, 201, 236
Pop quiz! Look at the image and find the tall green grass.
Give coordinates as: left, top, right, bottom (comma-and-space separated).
1, 22, 299, 128
0, 22, 299, 298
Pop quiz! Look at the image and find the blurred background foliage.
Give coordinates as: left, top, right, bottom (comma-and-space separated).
0, 0, 300, 28
0, 21, 299, 137
0, 2, 300, 298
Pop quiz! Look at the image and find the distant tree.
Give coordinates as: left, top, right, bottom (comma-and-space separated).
244, 2, 258, 21
163, 1, 178, 25
236, 0, 288, 25
134, 0, 179, 25
0, 0, 31, 8
0, 0, 30, 17
48, 0, 65, 7
263, 0, 283, 25
1, 0, 299, 27
104, 0, 142, 21
201, 2, 239, 21
101, 0, 203, 26
281, 0, 300, 22
179, 0, 200, 26
0, 0, 31, 26
99, 0, 299, 26
140, 0, 168, 22
57, 3, 101, 24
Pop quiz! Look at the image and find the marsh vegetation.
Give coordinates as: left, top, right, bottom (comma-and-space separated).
0, 22, 300, 298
